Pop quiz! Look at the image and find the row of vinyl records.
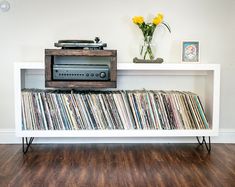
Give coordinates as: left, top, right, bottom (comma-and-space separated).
21, 89, 209, 130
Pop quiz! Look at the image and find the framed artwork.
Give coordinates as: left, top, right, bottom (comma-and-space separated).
182, 41, 200, 63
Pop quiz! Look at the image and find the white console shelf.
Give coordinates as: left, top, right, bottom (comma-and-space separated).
14, 62, 220, 138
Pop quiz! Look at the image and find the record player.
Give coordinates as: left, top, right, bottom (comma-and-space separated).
54, 37, 107, 50
45, 37, 116, 87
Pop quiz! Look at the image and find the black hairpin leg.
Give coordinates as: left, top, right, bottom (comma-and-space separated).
22, 137, 34, 154
196, 136, 211, 153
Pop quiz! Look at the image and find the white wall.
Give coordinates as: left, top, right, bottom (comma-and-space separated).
0, 0, 235, 136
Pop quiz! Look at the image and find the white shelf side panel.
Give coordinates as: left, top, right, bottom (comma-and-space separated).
14, 62, 220, 138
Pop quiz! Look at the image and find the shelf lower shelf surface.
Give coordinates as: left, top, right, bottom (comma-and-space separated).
17, 129, 217, 138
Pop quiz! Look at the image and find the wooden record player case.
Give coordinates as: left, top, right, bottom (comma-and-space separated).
45, 49, 117, 89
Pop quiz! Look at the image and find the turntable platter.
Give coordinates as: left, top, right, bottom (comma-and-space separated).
58, 40, 94, 44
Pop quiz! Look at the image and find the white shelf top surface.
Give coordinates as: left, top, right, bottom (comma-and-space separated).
15, 62, 220, 71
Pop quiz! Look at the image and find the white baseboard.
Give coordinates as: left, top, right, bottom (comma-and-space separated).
0, 129, 235, 144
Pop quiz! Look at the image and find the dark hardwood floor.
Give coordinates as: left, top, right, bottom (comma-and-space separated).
0, 143, 235, 187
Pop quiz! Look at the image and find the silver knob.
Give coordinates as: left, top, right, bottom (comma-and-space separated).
100, 72, 106, 78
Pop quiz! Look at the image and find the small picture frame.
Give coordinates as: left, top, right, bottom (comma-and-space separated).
182, 41, 200, 63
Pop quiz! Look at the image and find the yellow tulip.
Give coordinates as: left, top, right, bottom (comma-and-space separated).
158, 13, 164, 20
132, 16, 144, 25
152, 13, 164, 25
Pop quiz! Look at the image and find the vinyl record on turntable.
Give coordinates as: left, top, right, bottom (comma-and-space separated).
54, 37, 107, 50
58, 40, 94, 44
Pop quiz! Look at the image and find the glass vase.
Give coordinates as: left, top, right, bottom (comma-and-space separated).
139, 39, 156, 60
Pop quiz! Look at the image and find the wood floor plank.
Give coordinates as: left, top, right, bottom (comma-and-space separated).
0, 144, 235, 187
